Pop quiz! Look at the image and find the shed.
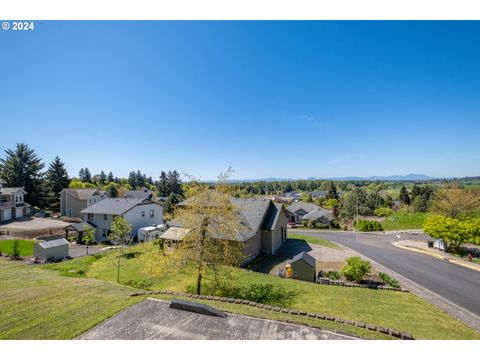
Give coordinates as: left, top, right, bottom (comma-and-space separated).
34, 238, 69, 261
289, 251, 316, 282
160, 227, 190, 252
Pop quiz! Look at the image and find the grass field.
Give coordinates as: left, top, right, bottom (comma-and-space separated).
0, 259, 139, 339
43, 243, 480, 339
288, 233, 340, 249
381, 212, 429, 231
0, 239, 36, 256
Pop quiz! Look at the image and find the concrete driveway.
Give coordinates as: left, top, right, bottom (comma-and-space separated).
0, 217, 70, 230
79, 299, 357, 340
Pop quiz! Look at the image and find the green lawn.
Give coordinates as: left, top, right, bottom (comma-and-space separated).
0, 259, 139, 339
0, 239, 36, 256
381, 212, 429, 231
288, 233, 340, 249
43, 243, 480, 339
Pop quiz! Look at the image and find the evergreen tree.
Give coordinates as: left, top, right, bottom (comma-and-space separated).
105, 182, 118, 198
167, 170, 183, 196
325, 180, 339, 200
0, 143, 45, 207
107, 171, 115, 183
157, 171, 169, 197
78, 168, 86, 181
399, 186, 411, 205
45, 156, 70, 211
84, 167, 92, 183
99, 170, 107, 185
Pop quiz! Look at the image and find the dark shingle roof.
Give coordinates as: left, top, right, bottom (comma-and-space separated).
287, 202, 320, 214
261, 202, 284, 231
80, 198, 149, 215
302, 208, 333, 222
290, 251, 316, 267
62, 188, 103, 200
124, 189, 152, 199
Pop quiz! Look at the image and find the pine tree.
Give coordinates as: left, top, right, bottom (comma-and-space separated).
84, 168, 92, 183
78, 168, 86, 181
325, 180, 339, 201
107, 171, 115, 183
105, 182, 118, 198
157, 171, 169, 197
0, 143, 45, 207
399, 186, 411, 206
99, 170, 107, 185
167, 170, 183, 196
45, 156, 70, 211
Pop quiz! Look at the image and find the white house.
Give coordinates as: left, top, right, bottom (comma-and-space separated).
0, 180, 31, 222
80, 198, 163, 242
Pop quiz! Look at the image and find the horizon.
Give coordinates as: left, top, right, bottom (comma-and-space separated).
1, 21, 480, 179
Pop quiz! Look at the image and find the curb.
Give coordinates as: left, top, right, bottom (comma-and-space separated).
393, 242, 480, 272
130, 290, 415, 340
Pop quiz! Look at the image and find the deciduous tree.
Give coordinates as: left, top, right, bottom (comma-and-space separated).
107, 217, 133, 283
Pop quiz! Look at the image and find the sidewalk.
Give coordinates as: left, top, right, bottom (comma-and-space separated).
394, 240, 480, 272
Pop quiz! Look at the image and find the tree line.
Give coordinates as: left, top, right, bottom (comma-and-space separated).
0, 143, 184, 212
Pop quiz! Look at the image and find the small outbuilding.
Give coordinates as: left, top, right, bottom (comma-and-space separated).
34, 238, 70, 261
289, 251, 317, 282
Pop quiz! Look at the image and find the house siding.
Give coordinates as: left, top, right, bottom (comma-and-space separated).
60, 191, 88, 218
291, 259, 316, 282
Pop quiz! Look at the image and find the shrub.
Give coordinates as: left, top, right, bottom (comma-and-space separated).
341, 256, 371, 282
10, 240, 20, 259
328, 271, 341, 280
378, 272, 400, 288
356, 219, 383, 232
374, 207, 394, 217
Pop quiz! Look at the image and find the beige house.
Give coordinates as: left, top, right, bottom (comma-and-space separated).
167, 198, 289, 263
59, 188, 107, 218
0, 180, 31, 222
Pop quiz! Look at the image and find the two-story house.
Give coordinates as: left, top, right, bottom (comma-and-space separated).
80, 198, 163, 242
0, 179, 31, 222
59, 188, 108, 218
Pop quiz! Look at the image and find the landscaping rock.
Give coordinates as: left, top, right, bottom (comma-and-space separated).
356, 322, 366, 328
280, 308, 289, 313
234, 299, 242, 304
335, 318, 345, 323
401, 332, 414, 340
298, 310, 307, 316
345, 320, 355, 325
227, 298, 235, 303
307, 313, 316, 318
366, 324, 377, 331
264, 305, 272, 310
289, 310, 299, 315
378, 327, 389, 334
389, 329, 401, 338
325, 316, 335, 321
315, 314, 326, 320
241, 299, 250, 305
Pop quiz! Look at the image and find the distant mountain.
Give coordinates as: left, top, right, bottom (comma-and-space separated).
222, 174, 445, 183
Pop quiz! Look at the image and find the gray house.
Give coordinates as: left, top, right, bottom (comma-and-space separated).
59, 188, 108, 218
124, 188, 153, 200
286, 202, 332, 225
289, 251, 317, 282
0, 180, 31, 222
169, 198, 289, 262
80, 198, 163, 242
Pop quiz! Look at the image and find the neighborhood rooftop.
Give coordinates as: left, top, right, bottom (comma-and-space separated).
37, 238, 70, 249
61, 188, 105, 200
290, 251, 316, 267
80, 198, 147, 215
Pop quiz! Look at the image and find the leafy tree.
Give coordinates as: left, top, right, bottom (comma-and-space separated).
105, 182, 119, 198
301, 192, 313, 203
150, 169, 245, 295
341, 256, 371, 282
423, 215, 480, 253
45, 156, 70, 211
0, 143, 45, 207
81, 225, 96, 255
325, 181, 339, 201
324, 198, 339, 217
10, 240, 20, 260
340, 187, 371, 219
399, 186, 410, 206
430, 187, 480, 219
69, 179, 96, 189
107, 216, 133, 283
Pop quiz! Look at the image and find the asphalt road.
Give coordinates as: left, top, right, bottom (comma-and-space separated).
291, 230, 480, 317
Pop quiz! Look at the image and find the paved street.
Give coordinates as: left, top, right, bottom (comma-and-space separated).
290, 230, 480, 318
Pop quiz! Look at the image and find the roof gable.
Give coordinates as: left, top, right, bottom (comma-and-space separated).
81, 198, 160, 215
0, 187, 27, 195
290, 251, 316, 267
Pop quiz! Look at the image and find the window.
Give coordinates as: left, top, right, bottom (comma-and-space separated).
88, 213, 94, 221
150, 209, 154, 218
141, 211, 145, 217
104, 214, 107, 221
68, 209, 72, 217
102, 228, 107, 238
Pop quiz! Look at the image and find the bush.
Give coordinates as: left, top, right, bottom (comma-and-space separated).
378, 272, 400, 288
356, 219, 383, 232
328, 271, 341, 280
374, 207, 394, 217
10, 240, 20, 259
341, 256, 371, 282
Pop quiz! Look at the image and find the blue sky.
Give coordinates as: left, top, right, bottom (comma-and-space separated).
1, 21, 479, 180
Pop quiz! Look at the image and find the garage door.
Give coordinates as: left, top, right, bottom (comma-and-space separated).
3, 208, 12, 221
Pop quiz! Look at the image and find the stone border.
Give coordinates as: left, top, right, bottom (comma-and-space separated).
130, 290, 414, 340
316, 278, 409, 292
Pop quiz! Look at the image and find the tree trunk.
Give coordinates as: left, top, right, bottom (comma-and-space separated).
117, 262, 120, 283
196, 271, 202, 295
